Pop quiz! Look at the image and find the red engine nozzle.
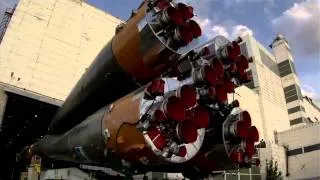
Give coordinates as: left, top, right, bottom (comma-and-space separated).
177, 85, 197, 109
148, 127, 166, 149
152, 109, 167, 122
192, 106, 210, 128
245, 140, 255, 157
240, 110, 252, 128
224, 78, 235, 93
221, 44, 238, 62
204, 65, 218, 85
188, 20, 202, 38
231, 41, 241, 58
177, 120, 198, 143
230, 149, 244, 163
161, 6, 183, 25
173, 24, 193, 44
247, 126, 259, 142
164, 96, 186, 122
212, 60, 224, 79
215, 84, 228, 103
236, 121, 249, 139
177, 3, 194, 20
146, 79, 165, 98
236, 55, 249, 75
157, 0, 170, 10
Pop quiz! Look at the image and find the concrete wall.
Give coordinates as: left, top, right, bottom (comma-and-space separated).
0, 0, 122, 100
272, 40, 293, 64
277, 122, 320, 179
287, 151, 320, 180
277, 122, 320, 149
242, 35, 290, 142
259, 143, 287, 180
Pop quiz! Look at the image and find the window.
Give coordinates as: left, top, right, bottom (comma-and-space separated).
283, 84, 302, 103
286, 95, 298, 103
277, 59, 297, 77
304, 143, 320, 153
283, 84, 295, 91
288, 106, 305, 114
287, 148, 303, 156
278, 60, 292, 77
290, 117, 304, 125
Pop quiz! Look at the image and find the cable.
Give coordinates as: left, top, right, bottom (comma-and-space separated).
144, 99, 156, 116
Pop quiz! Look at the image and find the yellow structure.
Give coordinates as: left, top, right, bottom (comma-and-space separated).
0, 0, 122, 100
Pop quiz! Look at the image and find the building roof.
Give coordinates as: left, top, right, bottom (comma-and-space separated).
269, 33, 289, 48
303, 96, 320, 112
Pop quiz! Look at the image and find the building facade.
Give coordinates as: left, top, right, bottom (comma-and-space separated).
0, 0, 122, 100
270, 34, 311, 127
277, 122, 320, 180
224, 34, 320, 180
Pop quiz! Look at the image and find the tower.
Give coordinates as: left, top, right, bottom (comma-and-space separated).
270, 34, 307, 126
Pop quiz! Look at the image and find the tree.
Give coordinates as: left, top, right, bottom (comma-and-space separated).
266, 159, 283, 180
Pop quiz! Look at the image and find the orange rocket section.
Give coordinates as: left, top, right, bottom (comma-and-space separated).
112, 1, 200, 81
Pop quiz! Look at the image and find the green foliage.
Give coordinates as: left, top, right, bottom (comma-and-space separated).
266, 159, 283, 180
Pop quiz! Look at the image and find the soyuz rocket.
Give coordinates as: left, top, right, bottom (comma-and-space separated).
26, 0, 260, 178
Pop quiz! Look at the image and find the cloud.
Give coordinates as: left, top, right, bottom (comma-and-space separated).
196, 17, 254, 40
181, 0, 255, 40
231, 25, 253, 38
302, 85, 319, 99
272, 0, 320, 56
224, 0, 274, 8
300, 72, 320, 107
212, 25, 230, 38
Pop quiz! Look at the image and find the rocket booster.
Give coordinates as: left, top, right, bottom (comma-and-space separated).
30, 30, 260, 177
49, 0, 202, 134
29, 0, 261, 178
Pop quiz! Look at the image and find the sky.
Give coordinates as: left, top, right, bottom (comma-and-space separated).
0, 0, 319, 105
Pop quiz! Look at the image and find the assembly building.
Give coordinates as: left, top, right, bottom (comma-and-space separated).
0, 0, 319, 179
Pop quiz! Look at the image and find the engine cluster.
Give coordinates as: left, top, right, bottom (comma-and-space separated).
28, 0, 262, 177
138, 34, 260, 169
146, 0, 201, 51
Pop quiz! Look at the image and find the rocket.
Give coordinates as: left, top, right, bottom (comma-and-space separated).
27, 0, 260, 178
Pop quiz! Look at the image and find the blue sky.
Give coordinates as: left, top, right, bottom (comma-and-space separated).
0, 0, 319, 105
